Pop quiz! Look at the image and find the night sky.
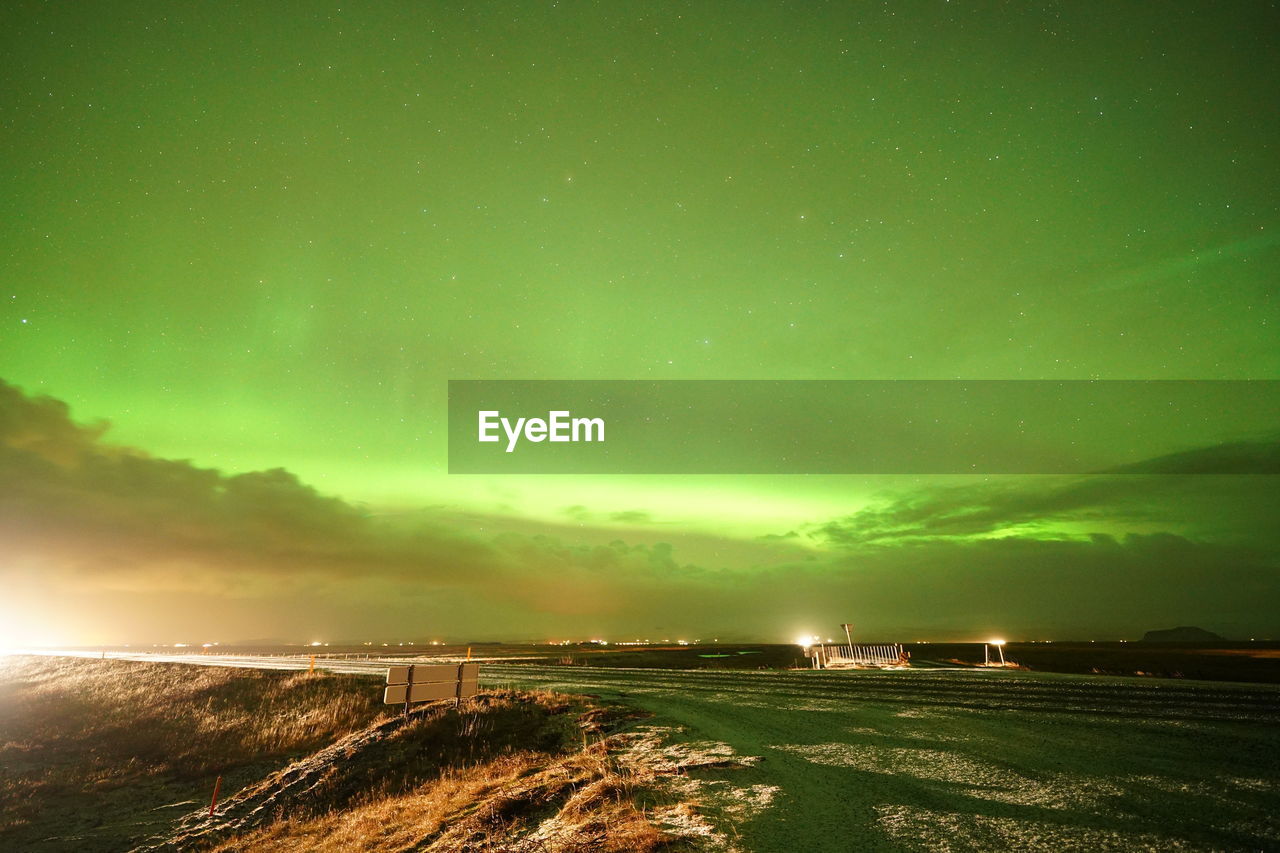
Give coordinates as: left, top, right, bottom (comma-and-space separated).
1, 1, 1277, 645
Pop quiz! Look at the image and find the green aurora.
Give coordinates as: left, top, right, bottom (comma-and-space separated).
1, 1, 1277, 644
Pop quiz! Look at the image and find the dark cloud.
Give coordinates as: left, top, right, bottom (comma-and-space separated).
1104, 438, 1280, 474
803, 532, 1279, 640
807, 473, 1280, 548
559, 505, 591, 522
0, 379, 718, 638
559, 506, 655, 525
0, 379, 494, 586
786, 467, 1280, 638
2, 379, 1277, 643
607, 510, 653, 524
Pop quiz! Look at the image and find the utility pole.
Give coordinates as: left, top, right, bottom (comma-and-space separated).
841, 623, 854, 659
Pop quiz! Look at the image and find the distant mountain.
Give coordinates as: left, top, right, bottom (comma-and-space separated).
1141, 626, 1224, 643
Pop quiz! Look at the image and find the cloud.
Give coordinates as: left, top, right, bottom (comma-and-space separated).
2, 378, 1277, 643
0, 379, 110, 465
0, 379, 720, 638
607, 510, 653, 524
805, 531, 1279, 640
560, 504, 591, 522
806, 472, 1280, 549
559, 505, 655, 525
0, 379, 491, 586
1104, 438, 1280, 474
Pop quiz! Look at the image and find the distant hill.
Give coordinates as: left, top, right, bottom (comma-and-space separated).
1141, 626, 1224, 643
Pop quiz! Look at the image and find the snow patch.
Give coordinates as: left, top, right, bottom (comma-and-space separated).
875, 804, 1197, 852
612, 724, 772, 852
771, 742, 1123, 809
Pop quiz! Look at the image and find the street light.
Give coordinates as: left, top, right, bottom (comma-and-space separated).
985, 638, 1006, 666
797, 634, 825, 668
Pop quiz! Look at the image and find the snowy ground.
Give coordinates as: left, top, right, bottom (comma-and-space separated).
480, 664, 1280, 852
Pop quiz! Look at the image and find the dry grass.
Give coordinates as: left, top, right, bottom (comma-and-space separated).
1, 657, 726, 853
0, 655, 389, 848
213, 753, 544, 852
1, 656, 388, 779
148, 689, 682, 852
202, 737, 678, 853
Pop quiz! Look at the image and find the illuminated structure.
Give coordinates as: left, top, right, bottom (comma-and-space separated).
983, 639, 1012, 667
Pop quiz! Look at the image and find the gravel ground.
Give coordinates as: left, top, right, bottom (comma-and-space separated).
480, 664, 1280, 852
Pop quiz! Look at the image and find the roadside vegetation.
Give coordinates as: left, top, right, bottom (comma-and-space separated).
178, 694, 686, 853
0, 656, 733, 852
0, 656, 390, 849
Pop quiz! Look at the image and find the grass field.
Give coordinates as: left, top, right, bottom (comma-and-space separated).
6, 650, 1280, 851
0, 656, 733, 852
0, 656, 391, 850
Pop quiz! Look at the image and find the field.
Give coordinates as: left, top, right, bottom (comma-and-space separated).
0, 656, 731, 852
68, 639, 1280, 683
0, 657, 389, 849
480, 662, 1280, 851
4, 650, 1280, 851
493, 641, 1280, 683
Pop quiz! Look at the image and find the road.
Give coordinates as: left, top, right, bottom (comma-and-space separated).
15, 648, 516, 676
21, 651, 1280, 851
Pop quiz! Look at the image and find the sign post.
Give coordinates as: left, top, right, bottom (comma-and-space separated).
385, 662, 479, 714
